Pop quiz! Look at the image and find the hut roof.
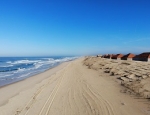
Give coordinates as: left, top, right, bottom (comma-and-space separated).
137, 52, 150, 58
112, 54, 124, 58
122, 53, 135, 58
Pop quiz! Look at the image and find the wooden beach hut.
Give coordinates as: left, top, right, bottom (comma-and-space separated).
121, 53, 135, 61
133, 52, 150, 62
111, 54, 124, 60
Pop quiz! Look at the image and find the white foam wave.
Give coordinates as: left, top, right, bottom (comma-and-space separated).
0, 74, 12, 78
0, 56, 79, 86
17, 68, 26, 72
0, 64, 13, 67
34, 63, 43, 69
42, 58, 55, 61
17, 73, 31, 79
13, 68, 27, 73
8, 60, 41, 65
6, 61, 12, 64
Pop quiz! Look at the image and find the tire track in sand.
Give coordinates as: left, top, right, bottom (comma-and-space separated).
74, 65, 115, 115
82, 80, 115, 115
38, 69, 66, 115
15, 74, 59, 115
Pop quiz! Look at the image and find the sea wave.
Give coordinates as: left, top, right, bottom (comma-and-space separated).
0, 56, 78, 87
7, 60, 41, 65
0, 63, 34, 72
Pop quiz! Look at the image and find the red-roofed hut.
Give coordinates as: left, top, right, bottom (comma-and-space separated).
111, 54, 124, 60
121, 53, 135, 61
133, 52, 150, 62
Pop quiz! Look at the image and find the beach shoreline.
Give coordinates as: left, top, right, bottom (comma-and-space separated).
0, 61, 70, 106
0, 57, 149, 115
0, 61, 68, 88
0, 56, 78, 87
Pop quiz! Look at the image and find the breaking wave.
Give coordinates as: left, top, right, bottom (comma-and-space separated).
0, 56, 78, 86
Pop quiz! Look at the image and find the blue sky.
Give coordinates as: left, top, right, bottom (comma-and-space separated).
0, 0, 150, 56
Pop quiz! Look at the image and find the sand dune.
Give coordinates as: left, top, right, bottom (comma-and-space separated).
0, 57, 149, 115
83, 56, 150, 99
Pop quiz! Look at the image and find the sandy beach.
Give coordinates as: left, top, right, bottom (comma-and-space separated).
0, 57, 149, 115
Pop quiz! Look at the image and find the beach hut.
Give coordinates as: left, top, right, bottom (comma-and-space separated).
103, 54, 114, 59
121, 53, 135, 61
111, 54, 124, 60
109, 54, 115, 59
103, 54, 109, 58
133, 52, 150, 62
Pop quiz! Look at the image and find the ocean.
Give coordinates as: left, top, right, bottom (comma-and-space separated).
0, 56, 78, 87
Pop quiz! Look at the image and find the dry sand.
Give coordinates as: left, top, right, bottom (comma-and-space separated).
0, 57, 149, 115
